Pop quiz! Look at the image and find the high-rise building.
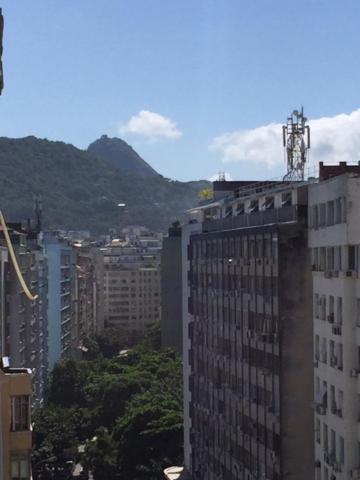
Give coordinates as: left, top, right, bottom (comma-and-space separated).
182, 180, 314, 480
101, 227, 161, 335
161, 222, 183, 355
0, 225, 47, 402
42, 232, 75, 371
309, 162, 360, 480
73, 244, 97, 352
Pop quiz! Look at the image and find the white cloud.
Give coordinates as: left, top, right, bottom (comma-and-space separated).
120, 110, 182, 140
209, 108, 360, 169
208, 172, 233, 182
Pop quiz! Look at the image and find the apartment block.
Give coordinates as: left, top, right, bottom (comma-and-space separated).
0, 358, 32, 480
0, 225, 47, 402
42, 232, 75, 370
101, 228, 161, 334
183, 180, 314, 480
309, 164, 360, 480
73, 245, 97, 352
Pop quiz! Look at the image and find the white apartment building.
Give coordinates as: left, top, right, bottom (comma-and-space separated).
309, 169, 360, 480
102, 231, 161, 334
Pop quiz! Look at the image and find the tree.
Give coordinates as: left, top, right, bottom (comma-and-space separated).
32, 406, 79, 480
82, 428, 119, 480
115, 390, 183, 480
33, 340, 183, 480
46, 359, 85, 408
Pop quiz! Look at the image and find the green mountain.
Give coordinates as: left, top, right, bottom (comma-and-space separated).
0, 136, 209, 233
88, 135, 158, 178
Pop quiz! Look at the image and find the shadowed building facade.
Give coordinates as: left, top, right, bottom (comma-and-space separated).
184, 182, 314, 480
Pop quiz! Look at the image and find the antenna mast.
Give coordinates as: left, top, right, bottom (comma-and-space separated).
282, 107, 310, 181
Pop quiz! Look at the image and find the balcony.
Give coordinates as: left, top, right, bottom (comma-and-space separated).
203, 205, 302, 233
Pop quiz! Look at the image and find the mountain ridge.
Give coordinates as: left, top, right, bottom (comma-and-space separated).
88, 135, 159, 178
0, 135, 209, 233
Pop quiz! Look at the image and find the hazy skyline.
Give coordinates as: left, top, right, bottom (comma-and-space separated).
1, 1, 360, 181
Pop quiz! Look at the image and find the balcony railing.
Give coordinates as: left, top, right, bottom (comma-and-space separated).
203, 205, 304, 233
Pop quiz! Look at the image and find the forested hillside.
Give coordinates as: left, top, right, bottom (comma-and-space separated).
0, 136, 209, 233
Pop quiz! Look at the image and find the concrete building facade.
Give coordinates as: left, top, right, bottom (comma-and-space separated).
101, 229, 161, 335
42, 232, 75, 370
309, 167, 360, 480
73, 245, 97, 352
182, 181, 314, 480
161, 223, 183, 355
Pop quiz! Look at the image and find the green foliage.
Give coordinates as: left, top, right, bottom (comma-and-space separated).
32, 337, 183, 480
0, 136, 210, 233
46, 359, 85, 408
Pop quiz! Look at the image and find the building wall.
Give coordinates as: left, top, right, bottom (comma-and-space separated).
161, 231, 183, 355
44, 236, 74, 370
102, 239, 161, 336
0, 366, 32, 480
182, 222, 201, 473
184, 184, 314, 480
309, 173, 360, 480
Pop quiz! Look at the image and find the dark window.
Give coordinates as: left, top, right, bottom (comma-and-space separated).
11, 396, 30, 431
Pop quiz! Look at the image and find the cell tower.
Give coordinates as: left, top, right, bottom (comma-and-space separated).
282, 107, 310, 181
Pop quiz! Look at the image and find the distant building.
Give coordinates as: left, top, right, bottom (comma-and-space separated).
101, 227, 161, 335
161, 223, 183, 355
182, 180, 314, 480
0, 358, 32, 480
42, 232, 75, 370
73, 245, 97, 352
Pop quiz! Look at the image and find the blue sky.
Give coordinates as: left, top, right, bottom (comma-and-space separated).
1, 1, 360, 181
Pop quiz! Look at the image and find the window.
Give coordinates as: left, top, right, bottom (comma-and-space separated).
320, 296, 326, 321
335, 197, 344, 224
315, 417, 321, 444
337, 297, 343, 325
10, 454, 30, 480
334, 246, 342, 271
323, 423, 328, 452
330, 429, 336, 458
339, 436, 345, 464
313, 205, 319, 229
321, 338, 327, 363
337, 343, 343, 370
315, 335, 320, 360
319, 203, 326, 226
281, 192, 292, 207
327, 200, 334, 226
314, 293, 319, 318
348, 246, 357, 271
338, 390, 344, 417
264, 196, 274, 210
11, 396, 30, 432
